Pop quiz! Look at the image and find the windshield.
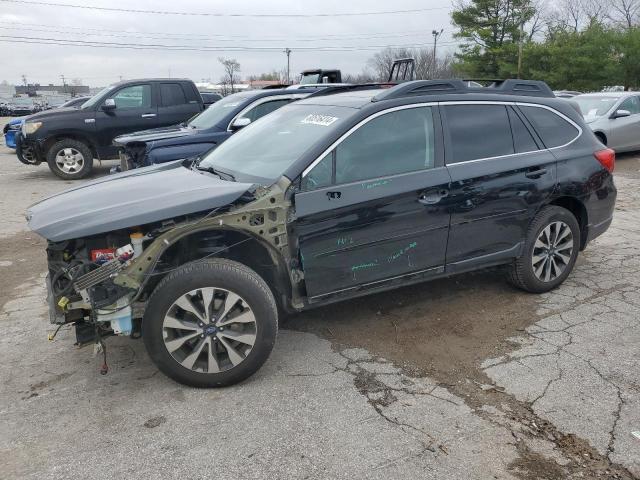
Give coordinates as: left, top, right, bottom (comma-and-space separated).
81, 85, 114, 109
189, 91, 256, 129
199, 103, 353, 182
573, 96, 618, 118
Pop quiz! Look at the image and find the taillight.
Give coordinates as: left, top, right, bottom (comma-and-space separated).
594, 148, 615, 173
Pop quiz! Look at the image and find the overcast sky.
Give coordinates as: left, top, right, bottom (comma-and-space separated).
0, 0, 457, 87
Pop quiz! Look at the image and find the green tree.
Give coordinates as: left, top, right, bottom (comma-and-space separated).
614, 27, 640, 89
523, 24, 621, 91
452, 0, 536, 77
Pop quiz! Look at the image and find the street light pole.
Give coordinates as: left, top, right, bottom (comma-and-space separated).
432, 29, 444, 78
284, 48, 292, 85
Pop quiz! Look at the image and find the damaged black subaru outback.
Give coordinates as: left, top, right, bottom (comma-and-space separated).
27, 80, 616, 387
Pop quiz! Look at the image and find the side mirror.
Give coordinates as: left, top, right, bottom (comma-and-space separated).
101, 98, 116, 111
230, 117, 251, 131
611, 109, 631, 119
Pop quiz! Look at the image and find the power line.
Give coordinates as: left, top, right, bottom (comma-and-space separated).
0, 34, 462, 52
0, 0, 450, 18
0, 21, 447, 40
0, 23, 450, 43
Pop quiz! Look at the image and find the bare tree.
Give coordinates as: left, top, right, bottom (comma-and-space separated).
608, 0, 640, 28
367, 47, 455, 81
218, 57, 241, 95
582, 0, 608, 25
367, 47, 414, 81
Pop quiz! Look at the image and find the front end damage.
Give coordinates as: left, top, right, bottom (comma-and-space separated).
42, 178, 301, 367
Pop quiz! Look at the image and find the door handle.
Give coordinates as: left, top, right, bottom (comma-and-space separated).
418, 189, 448, 205
141, 113, 157, 118
525, 167, 548, 179
326, 191, 342, 200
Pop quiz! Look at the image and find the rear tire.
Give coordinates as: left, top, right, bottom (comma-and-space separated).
142, 259, 278, 388
46, 139, 93, 180
508, 206, 580, 293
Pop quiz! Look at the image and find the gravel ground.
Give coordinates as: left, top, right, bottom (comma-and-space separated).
0, 133, 638, 479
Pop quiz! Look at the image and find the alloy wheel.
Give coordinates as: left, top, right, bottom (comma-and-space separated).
531, 221, 574, 282
55, 147, 85, 174
162, 287, 257, 373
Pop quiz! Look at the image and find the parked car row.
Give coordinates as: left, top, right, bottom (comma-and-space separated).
14, 78, 205, 178
26, 78, 616, 387
113, 88, 313, 171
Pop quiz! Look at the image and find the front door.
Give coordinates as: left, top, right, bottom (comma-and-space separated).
441, 103, 558, 270
94, 83, 158, 158
608, 95, 640, 151
293, 105, 451, 300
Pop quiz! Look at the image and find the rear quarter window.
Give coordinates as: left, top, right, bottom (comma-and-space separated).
519, 106, 579, 148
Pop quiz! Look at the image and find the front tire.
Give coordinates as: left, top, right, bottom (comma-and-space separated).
142, 259, 278, 388
508, 206, 580, 293
46, 139, 93, 179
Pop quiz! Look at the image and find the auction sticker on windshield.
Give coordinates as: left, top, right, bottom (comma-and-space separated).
301, 114, 339, 126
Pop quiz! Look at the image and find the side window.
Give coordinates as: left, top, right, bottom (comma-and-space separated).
302, 107, 435, 189
160, 83, 187, 107
519, 106, 579, 148
245, 99, 291, 122
301, 152, 332, 191
111, 85, 151, 109
444, 104, 514, 163
618, 96, 640, 115
507, 106, 538, 153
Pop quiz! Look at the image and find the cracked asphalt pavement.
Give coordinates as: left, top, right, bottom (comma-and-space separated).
0, 137, 639, 479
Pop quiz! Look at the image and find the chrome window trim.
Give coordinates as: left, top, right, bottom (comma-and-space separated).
302, 100, 583, 178
440, 101, 583, 165
302, 102, 437, 177
226, 94, 309, 132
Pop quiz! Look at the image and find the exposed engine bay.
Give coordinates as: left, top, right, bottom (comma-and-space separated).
47, 231, 146, 344
42, 177, 297, 373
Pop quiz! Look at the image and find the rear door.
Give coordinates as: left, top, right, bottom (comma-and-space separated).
157, 82, 202, 127
442, 102, 558, 271
94, 83, 158, 157
293, 105, 451, 300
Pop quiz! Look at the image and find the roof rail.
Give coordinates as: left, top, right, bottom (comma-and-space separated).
372, 79, 555, 102
306, 83, 395, 98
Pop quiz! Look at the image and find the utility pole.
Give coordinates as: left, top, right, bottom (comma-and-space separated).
431, 29, 443, 78
283, 48, 292, 84
60, 74, 67, 94
21, 74, 27, 86
517, 20, 525, 79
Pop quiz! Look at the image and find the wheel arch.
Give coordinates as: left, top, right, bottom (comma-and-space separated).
43, 133, 98, 159
153, 227, 294, 311
547, 196, 589, 250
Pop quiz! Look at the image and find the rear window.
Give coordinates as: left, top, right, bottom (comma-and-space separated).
444, 104, 514, 163
160, 83, 187, 107
519, 106, 579, 148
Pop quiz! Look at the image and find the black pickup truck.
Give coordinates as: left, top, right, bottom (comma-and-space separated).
16, 78, 204, 179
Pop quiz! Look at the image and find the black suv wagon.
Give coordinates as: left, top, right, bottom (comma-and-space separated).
27, 80, 616, 387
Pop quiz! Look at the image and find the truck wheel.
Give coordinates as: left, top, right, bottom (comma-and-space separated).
507, 206, 580, 293
142, 259, 278, 388
46, 139, 93, 179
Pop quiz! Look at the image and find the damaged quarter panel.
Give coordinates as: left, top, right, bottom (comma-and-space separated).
27, 161, 254, 242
